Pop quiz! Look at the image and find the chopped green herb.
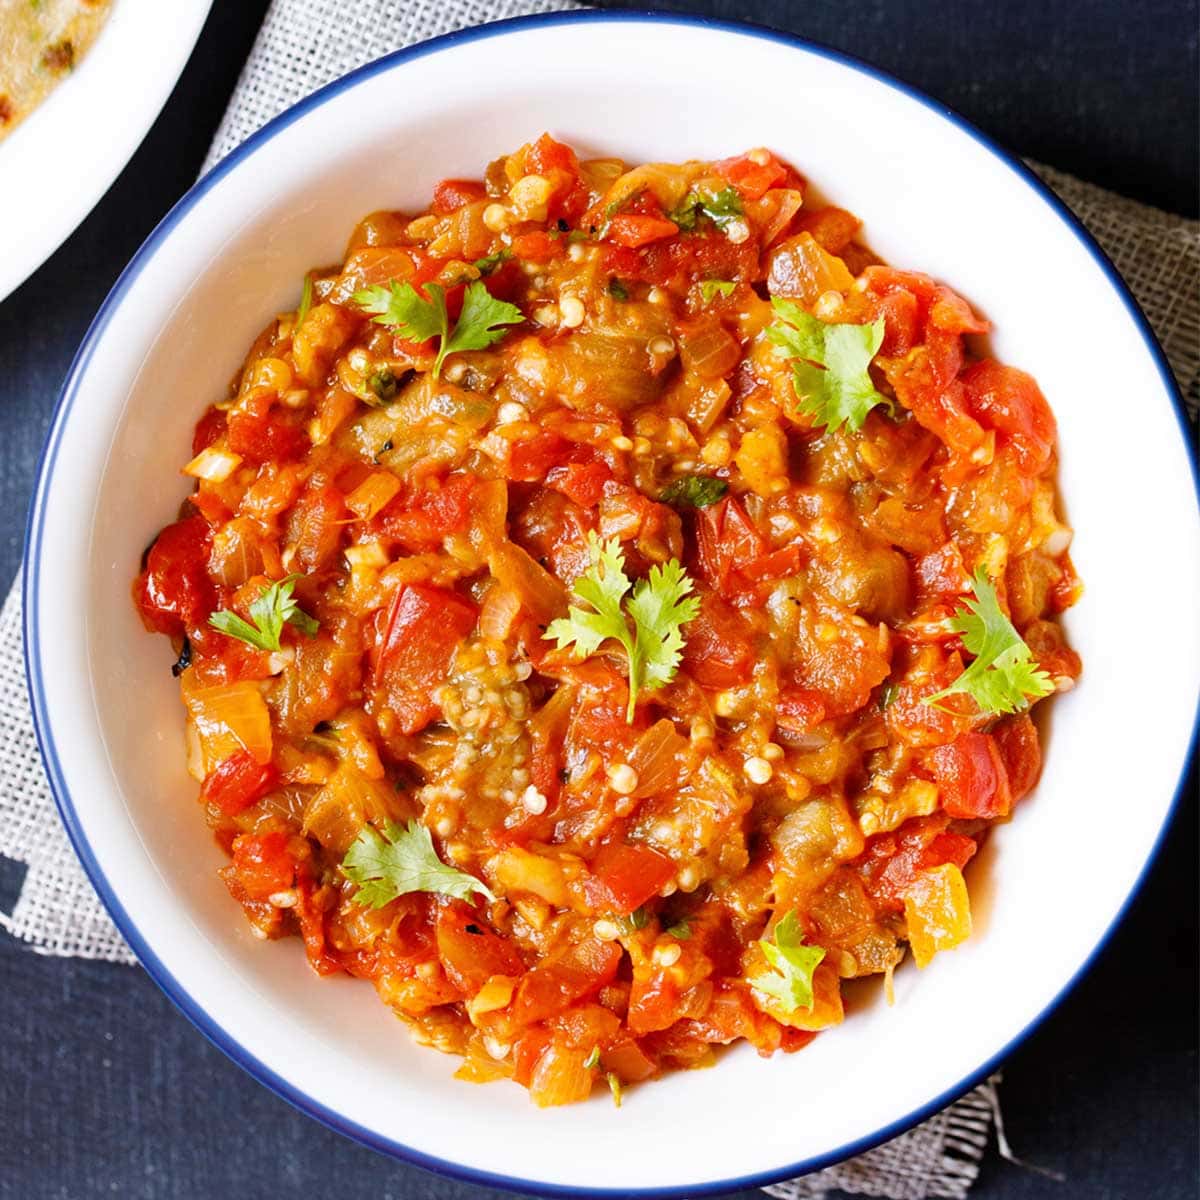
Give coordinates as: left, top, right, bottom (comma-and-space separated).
607, 277, 630, 301
766, 298, 888, 433
666, 920, 692, 941
750, 910, 825, 1014
209, 575, 318, 653
342, 819, 495, 908
353, 279, 523, 379
583, 1046, 601, 1070
295, 273, 313, 328
545, 533, 700, 723
878, 682, 899, 709
660, 475, 728, 509
473, 249, 511, 276
670, 187, 744, 232
924, 568, 1054, 715
699, 279, 737, 303
606, 1072, 623, 1107
367, 366, 398, 402
616, 907, 649, 935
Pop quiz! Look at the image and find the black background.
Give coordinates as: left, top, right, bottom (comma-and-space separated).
1, 3, 1196, 1198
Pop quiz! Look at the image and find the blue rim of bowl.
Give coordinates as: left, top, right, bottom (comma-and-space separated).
22, 9, 1200, 1197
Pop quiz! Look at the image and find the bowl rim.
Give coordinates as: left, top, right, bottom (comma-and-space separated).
22, 9, 1200, 1197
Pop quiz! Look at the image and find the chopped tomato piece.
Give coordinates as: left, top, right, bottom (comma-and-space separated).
200, 751, 278, 815
627, 970, 681, 1035
929, 286, 989, 336
992, 713, 1042, 804
680, 591, 756, 689
927, 732, 1013, 819
508, 432, 571, 482
134, 515, 216, 636
859, 816, 977, 913
777, 686, 827, 732
740, 544, 803, 584
229, 831, 295, 900
523, 133, 591, 223
295, 880, 342, 976
914, 542, 972, 601
511, 230, 562, 263
524, 133, 578, 177
374, 583, 477, 734
511, 938, 622, 1026
586, 841, 676, 915
546, 461, 612, 508
962, 359, 1057, 475
431, 178, 487, 215
192, 407, 228, 456
694, 496, 767, 599
377, 472, 475, 549
606, 212, 680, 249
227, 393, 308, 464
512, 1028, 554, 1087
435, 901, 524, 996
714, 151, 788, 200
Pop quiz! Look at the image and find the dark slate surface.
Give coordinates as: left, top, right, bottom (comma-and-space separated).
1, 2, 1196, 1197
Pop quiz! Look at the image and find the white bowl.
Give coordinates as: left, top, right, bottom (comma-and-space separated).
25, 13, 1200, 1195
0, 0, 213, 303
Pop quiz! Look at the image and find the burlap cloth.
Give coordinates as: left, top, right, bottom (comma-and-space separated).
2, 2, 1197, 1196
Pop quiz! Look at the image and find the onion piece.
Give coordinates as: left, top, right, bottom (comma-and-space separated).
302, 763, 402, 854
767, 232, 854, 304
627, 718, 690, 799
182, 679, 272, 768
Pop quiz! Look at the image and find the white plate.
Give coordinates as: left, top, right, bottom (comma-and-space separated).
0, 0, 213, 303
24, 13, 1200, 1196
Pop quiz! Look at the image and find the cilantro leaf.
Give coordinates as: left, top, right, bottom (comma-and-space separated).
444, 280, 525, 362
545, 533, 700, 722
296, 273, 313, 328
925, 567, 1055, 715
699, 279, 736, 303
209, 575, 318, 653
766, 298, 888, 433
355, 279, 447, 342
661, 475, 728, 509
352, 279, 522, 378
750, 910, 825, 1013
670, 187, 744, 232
626, 559, 701, 693
547, 533, 634, 664
342, 819, 495, 908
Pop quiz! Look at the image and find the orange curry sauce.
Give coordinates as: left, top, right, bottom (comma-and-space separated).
133, 137, 1080, 1106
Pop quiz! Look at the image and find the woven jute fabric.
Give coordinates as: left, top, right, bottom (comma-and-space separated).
3, 1, 1196, 1195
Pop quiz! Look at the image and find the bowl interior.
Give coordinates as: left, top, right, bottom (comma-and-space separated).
28, 15, 1200, 1195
